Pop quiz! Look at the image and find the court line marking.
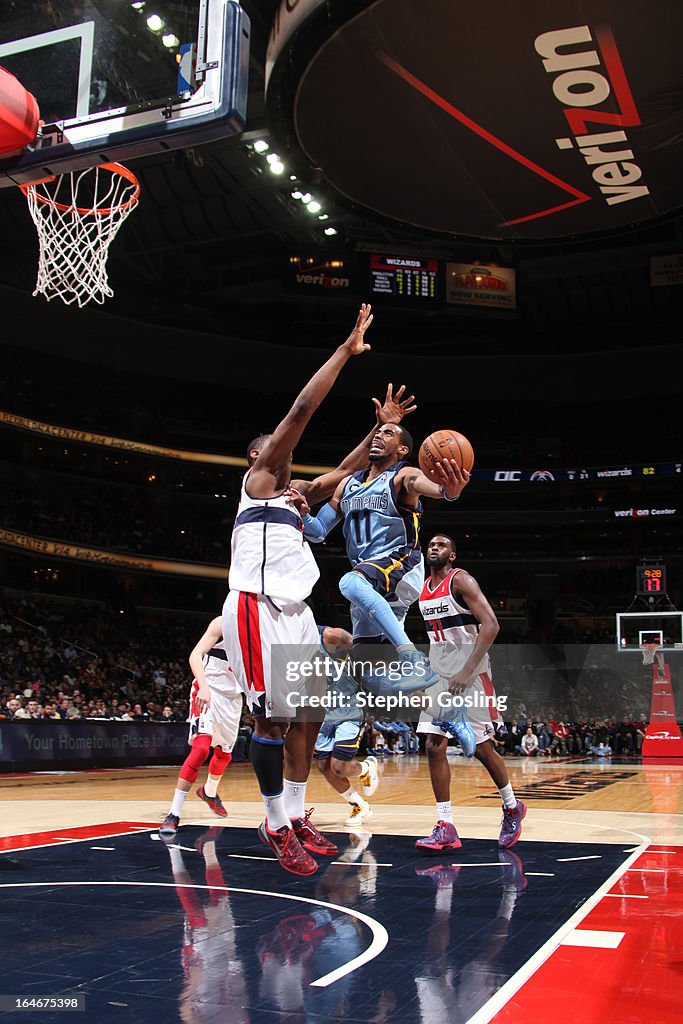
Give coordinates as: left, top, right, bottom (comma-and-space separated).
526, 872, 554, 877
0, 881, 387, 988
462, 825, 650, 1024
627, 868, 665, 873
331, 861, 393, 867
90, 847, 115, 851
605, 893, 648, 899
0, 826, 156, 855
562, 929, 625, 949
557, 855, 602, 862
450, 863, 508, 868
228, 854, 276, 862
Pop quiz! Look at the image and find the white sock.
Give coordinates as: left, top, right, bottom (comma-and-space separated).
341, 785, 362, 805
170, 788, 189, 817
499, 783, 516, 809
204, 774, 221, 799
263, 790, 290, 831
283, 779, 306, 821
436, 800, 453, 823
358, 760, 370, 776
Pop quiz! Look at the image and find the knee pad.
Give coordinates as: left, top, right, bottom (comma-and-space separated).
179, 733, 212, 783
208, 748, 232, 776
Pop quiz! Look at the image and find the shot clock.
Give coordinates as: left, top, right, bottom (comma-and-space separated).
636, 564, 666, 595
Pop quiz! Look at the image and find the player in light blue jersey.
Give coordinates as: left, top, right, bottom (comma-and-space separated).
290, 422, 475, 752
294, 422, 469, 653
313, 625, 379, 825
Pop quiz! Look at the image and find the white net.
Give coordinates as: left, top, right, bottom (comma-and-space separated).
642, 644, 658, 665
20, 163, 140, 308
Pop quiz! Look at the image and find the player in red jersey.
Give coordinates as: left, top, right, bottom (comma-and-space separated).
415, 535, 527, 851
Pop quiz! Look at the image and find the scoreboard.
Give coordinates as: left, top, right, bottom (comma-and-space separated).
636, 564, 666, 595
370, 254, 438, 300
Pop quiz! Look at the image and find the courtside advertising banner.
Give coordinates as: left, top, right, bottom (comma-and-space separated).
446, 263, 516, 309
650, 254, 683, 287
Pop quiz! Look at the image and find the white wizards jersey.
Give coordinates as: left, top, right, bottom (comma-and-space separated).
200, 638, 240, 695
418, 568, 490, 677
228, 472, 320, 604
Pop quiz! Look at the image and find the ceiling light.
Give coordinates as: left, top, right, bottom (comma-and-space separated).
252, 139, 269, 153
318, 213, 329, 220
269, 160, 285, 174
146, 14, 164, 32
324, 227, 338, 236
307, 201, 321, 213
291, 190, 303, 199
300, 193, 312, 204
162, 33, 179, 48
266, 152, 280, 164
131, 2, 146, 9
289, 175, 297, 181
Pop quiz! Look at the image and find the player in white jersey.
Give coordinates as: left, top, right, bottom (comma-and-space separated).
219, 304, 415, 876
415, 535, 527, 852
160, 617, 243, 837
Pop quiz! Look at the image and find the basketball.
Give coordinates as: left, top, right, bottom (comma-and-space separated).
418, 429, 475, 476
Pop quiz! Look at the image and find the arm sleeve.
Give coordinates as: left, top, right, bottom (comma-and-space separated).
301, 503, 342, 543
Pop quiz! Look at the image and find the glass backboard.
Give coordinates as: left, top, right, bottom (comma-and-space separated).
0, 0, 249, 186
616, 611, 683, 652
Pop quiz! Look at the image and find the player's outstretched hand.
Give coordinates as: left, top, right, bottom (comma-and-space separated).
373, 383, 417, 424
343, 303, 373, 356
285, 486, 310, 516
430, 459, 470, 500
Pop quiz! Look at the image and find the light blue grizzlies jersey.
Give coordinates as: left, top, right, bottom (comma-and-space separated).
318, 627, 363, 724
340, 461, 421, 565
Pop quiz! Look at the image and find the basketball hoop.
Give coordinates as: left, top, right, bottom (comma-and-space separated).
19, 163, 140, 308
642, 642, 660, 666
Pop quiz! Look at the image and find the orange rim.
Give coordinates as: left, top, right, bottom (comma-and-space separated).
19, 162, 140, 215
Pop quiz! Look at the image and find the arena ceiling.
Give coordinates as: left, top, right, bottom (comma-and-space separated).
1, 0, 681, 356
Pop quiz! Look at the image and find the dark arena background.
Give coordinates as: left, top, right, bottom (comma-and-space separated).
0, 2, 682, 1022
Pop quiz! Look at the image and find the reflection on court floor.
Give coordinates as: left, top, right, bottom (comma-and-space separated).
0, 824, 638, 1024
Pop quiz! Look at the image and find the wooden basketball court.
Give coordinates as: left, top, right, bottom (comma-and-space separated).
2, 754, 681, 1023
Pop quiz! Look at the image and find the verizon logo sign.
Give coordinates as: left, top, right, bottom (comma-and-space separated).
535, 25, 649, 207
613, 508, 676, 518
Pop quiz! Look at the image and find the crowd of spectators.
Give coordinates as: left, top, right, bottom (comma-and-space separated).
0, 591, 253, 759
500, 712, 649, 758
0, 590, 664, 766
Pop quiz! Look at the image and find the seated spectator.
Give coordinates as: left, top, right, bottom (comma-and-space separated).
611, 719, 634, 754
12, 698, 31, 720
589, 741, 612, 757
516, 727, 539, 757
550, 721, 569, 755
635, 714, 648, 752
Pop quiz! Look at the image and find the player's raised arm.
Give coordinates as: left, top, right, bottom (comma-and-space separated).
292, 383, 417, 505
248, 305, 373, 497
398, 459, 470, 502
188, 616, 223, 710
287, 475, 347, 542
444, 572, 500, 692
